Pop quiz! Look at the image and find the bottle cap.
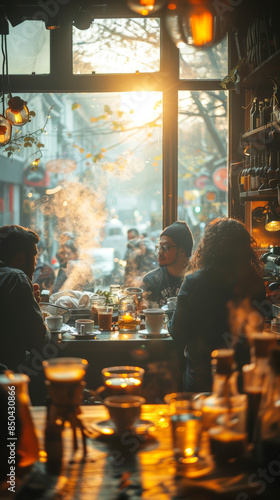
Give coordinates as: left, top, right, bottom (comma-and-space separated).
252, 333, 277, 358
211, 349, 235, 375
269, 347, 280, 374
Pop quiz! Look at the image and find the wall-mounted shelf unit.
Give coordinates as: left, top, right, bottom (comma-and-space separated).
240, 50, 280, 89
242, 121, 279, 142
240, 187, 280, 202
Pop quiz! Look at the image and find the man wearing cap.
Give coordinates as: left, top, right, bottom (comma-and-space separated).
141, 221, 193, 308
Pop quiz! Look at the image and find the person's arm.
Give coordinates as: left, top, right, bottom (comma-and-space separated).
8, 272, 50, 351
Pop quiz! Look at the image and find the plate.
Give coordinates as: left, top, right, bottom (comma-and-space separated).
139, 329, 170, 339
83, 418, 155, 438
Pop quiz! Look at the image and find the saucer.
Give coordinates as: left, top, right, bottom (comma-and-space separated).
68, 330, 98, 339
83, 418, 154, 438
139, 329, 170, 339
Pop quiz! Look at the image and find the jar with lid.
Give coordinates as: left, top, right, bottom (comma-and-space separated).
90, 294, 106, 323
118, 294, 137, 331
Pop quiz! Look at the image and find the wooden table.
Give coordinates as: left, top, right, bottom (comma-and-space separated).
1, 405, 272, 500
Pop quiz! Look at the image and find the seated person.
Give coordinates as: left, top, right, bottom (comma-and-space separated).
0, 225, 50, 373
168, 217, 266, 393
33, 241, 55, 292
53, 240, 94, 293
141, 221, 193, 308
124, 236, 157, 287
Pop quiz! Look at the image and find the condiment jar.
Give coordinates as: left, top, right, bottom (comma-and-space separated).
118, 294, 138, 331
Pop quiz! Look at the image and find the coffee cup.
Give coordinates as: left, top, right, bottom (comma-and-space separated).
75, 319, 95, 334
143, 308, 168, 336
104, 395, 145, 434
46, 315, 63, 331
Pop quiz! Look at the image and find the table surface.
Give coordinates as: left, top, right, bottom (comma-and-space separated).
0, 405, 271, 500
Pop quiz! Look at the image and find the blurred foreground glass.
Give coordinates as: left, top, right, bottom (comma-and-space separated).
104, 395, 146, 434
102, 365, 144, 395
164, 392, 213, 477
43, 357, 88, 406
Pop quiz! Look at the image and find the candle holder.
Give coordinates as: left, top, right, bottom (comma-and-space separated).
43, 357, 88, 471
118, 295, 137, 331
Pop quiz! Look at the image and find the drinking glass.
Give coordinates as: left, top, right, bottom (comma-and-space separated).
98, 306, 113, 331
43, 357, 88, 405
101, 365, 144, 395
164, 392, 213, 477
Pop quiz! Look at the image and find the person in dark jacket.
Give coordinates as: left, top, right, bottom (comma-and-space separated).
168, 217, 266, 393
0, 225, 50, 372
141, 221, 193, 307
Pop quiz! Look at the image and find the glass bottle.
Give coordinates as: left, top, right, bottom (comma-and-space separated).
259, 151, 269, 189
240, 159, 245, 190
244, 156, 250, 191
267, 150, 278, 188
0, 373, 39, 468
258, 101, 264, 127
250, 97, 259, 131
203, 350, 248, 463
202, 349, 247, 433
255, 154, 261, 189
242, 333, 277, 443
249, 155, 256, 190
258, 347, 280, 466
263, 98, 273, 126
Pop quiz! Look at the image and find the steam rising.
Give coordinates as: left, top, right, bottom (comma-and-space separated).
40, 180, 107, 290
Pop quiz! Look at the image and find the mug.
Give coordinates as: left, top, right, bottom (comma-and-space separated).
46, 315, 63, 331
104, 395, 145, 434
75, 319, 95, 334
143, 308, 168, 336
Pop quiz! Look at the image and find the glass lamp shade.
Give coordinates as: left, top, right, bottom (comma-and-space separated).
0, 115, 12, 145
127, 0, 167, 15
165, 0, 228, 48
265, 212, 280, 232
6, 96, 29, 126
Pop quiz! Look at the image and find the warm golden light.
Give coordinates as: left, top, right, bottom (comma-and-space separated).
190, 8, 213, 46
6, 103, 29, 127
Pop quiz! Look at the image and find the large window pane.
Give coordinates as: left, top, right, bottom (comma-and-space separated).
178, 90, 228, 245
179, 38, 228, 79
73, 18, 160, 74
0, 92, 162, 291
0, 21, 50, 74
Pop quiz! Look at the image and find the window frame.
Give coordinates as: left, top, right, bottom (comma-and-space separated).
8, 9, 229, 229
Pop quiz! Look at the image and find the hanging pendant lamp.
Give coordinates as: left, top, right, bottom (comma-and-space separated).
6, 96, 29, 126
0, 114, 12, 145
127, 0, 168, 16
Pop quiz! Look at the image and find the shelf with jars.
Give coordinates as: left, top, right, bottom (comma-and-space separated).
240, 187, 279, 202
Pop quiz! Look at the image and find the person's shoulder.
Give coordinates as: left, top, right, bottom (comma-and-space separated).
143, 266, 162, 281
180, 269, 208, 291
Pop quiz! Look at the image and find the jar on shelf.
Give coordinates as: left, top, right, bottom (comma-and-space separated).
118, 294, 138, 331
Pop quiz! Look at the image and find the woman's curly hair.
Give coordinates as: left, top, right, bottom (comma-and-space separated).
188, 218, 262, 279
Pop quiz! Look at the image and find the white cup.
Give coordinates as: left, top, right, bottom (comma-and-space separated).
143, 308, 168, 336
75, 319, 95, 334
46, 315, 63, 331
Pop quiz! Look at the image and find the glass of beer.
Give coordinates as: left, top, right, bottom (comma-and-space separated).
98, 306, 113, 331
101, 365, 144, 395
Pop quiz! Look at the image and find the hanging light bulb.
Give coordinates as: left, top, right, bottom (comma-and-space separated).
127, 0, 167, 16
0, 114, 12, 145
166, 0, 230, 48
6, 96, 29, 127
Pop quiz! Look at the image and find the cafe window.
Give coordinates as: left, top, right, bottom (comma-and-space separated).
178, 90, 228, 245
0, 21, 50, 74
179, 37, 228, 80
73, 18, 160, 74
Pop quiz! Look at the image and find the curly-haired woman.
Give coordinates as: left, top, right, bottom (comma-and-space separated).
169, 217, 267, 393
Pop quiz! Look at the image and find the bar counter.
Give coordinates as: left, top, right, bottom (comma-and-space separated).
2, 404, 275, 500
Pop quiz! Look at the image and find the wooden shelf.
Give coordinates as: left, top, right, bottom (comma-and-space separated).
240, 50, 280, 88
240, 187, 279, 202
242, 121, 278, 141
